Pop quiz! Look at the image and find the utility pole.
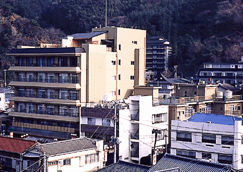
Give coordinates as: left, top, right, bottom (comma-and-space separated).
105, 0, 108, 27
113, 103, 118, 163
4, 69, 7, 87
79, 106, 82, 138
151, 129, 161, 165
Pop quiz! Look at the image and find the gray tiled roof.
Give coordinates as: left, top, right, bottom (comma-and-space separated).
70, 31, 106, 39
98, 161, 150, 172
149, 154, 231, 172
37, 137, 97, 156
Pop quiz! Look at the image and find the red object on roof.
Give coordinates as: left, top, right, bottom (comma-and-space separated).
0, 136, 36, 154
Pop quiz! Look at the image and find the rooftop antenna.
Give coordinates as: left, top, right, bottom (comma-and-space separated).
105, 0, 108, 27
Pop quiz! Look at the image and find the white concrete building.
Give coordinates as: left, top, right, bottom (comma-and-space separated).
119, 95, 168, 163
171, 113, 243, 170
34, 137, 105, 172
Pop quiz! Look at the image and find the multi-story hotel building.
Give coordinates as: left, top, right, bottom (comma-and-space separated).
7, 26, 146, 139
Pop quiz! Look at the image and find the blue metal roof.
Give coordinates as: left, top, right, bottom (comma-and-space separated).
188, 113, 243, 125
149, 154, 231, 172
70, 31, 106, 39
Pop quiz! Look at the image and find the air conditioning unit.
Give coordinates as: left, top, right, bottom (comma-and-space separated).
58, 160, 63, 166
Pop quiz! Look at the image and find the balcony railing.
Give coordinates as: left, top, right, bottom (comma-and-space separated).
16, 93, 78, 100
131, 150, 139, 158
131, 113, 139, 121
131, 132, 139, 140
15, 77, 78, 84
16, 108, 78, 117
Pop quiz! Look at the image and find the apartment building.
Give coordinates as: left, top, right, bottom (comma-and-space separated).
171, 113, 243, 170
119, 95, 168, 163
146, 37, 171, 81
198, 62, 243, 85
7, 26, 146, 139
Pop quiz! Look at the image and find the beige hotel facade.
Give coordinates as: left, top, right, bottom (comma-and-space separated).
7, 26, 146, 138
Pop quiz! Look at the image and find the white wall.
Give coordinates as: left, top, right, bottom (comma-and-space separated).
0, 93, 6, 110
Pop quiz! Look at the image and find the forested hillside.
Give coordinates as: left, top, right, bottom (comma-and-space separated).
0, 0, 242, 77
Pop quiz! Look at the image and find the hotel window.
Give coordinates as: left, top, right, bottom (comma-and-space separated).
202, 152, 211, 160
47, 105, 55, 115
26, 73, 34, 82
130, 75, 134, 80
59, 73, 68, 83
118, 89, 121, 95
176, 149, 196, 159
47, 57, 55, 67
26, 103, 34, 113
19, 57, 25, 66
221, 135, 234, 145
37, 89, 46, 98
38, 57, 46, 67
59, 89, 68, 99
202, 134, 216, 144
37, 73, 45, 82
18, 72, 25, 81
18, 88, 25, 97
70, 74, 78, 83
218, 154, 232, 164
118, 44, 121, 50
87, 118, 96, 125
176, 131, 192, 142
47, 89, 55, 99
69, 107, 78, 117
111, 60, 116, 65
70, 91, 78, 100
131, 61, 134, 65
37, 104, 46, 114
26, 89, 34, 97
70, 57, 77, 67
47, 73, 55, 83
152, 113, 167, 123
118, 74, 121, 80
26, 57, 33, 66
102, 118, 111, 127
63, 159, 71, 165
58, 57, 68, 67
18, 103, 25, 112
59, 106, 68, 116
118, 59, 121, 65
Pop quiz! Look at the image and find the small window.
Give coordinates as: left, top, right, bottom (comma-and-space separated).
118, 59, 121, 65
202, 152, 211, 160
132, 41, 137, 44
111, 61, 116, 65
48, 161, 58, 166
118, 89, 121, 95
87, 118, 96, 125
63, 159, 71, 165
221, 135, 234, 145
130, 75, 134, 80
241, 136, 243, 144
176, 149, 195, 158
102, 118, 111, 127
118, 74, 121, 80
242, 155, 243, 164
218, 154, 232, 164
202, 134, 216, 144
119, 44, 121, 50
176, 132, 192, 142
131, 61, 135, 65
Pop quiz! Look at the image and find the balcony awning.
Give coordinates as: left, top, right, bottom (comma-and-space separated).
8, 126, 72, 139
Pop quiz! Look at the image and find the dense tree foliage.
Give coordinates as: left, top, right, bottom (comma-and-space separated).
0, 0, 242, 77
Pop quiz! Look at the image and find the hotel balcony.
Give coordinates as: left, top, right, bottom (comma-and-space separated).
9, 111, 79, 122
12, 122, 76, 133
9, 81, 81, 90
9, 66, 81, 73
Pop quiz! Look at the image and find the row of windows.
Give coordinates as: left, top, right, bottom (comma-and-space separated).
16, 57, 77, 67
17, 88, 78, 100
176, 149, 233, 164
15, 117, 78, 128
17, 103, 79, 117
176, 132, 236, 145
111, 60, 135, 65
48, 153, 99, 166
87, 117, 111, 127
112, 75, 135, 81
17, 72, 78, 83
